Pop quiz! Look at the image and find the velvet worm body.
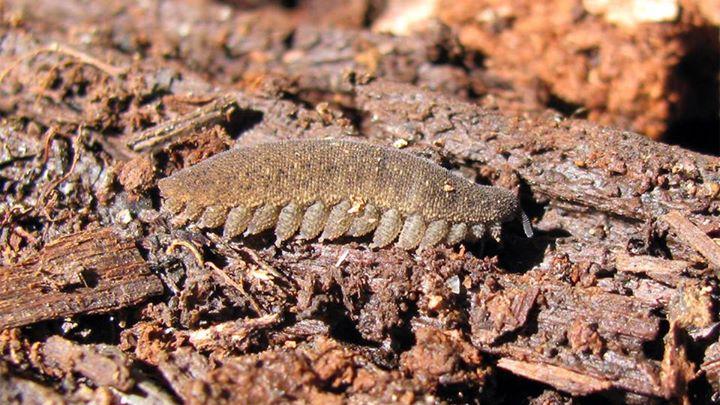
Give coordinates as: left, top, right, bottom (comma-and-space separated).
158, 139, 533, 250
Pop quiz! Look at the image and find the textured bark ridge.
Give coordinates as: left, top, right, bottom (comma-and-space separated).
0, 228, 163, 330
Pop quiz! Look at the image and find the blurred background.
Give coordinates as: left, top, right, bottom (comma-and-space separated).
220, 0, 720, 153
3, 0, 719, 153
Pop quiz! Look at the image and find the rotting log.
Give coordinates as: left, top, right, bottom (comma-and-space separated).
0, 0, 715, 400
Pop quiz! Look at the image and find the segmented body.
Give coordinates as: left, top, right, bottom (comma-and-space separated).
158, 139, 530, 250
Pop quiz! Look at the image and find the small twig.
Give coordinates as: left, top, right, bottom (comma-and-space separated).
0, 205, 32, 231
41, 127, 60, 165
12, 226, 37, 245
45, 43, 126, 77
0, 42, 125, 85
661, 210, 720, 271
166, 240, 264, 314
166, 240, 205, 268
335, 248, 350, 267
206, 262, 264, 315
36, 132, 82, 219
240, 247, 285, 280
125, 94, 238, 152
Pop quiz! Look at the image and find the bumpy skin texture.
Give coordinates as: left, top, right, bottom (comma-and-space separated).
158, 139, 526, 250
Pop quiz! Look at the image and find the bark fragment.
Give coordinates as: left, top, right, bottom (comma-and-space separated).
0, 228, 163, 330
39, 336, 134, 391
662, 210, 720, 271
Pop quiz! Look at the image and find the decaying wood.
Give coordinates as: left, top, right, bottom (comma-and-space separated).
0, 228, 163, 330
0, 0, 717, 401
356, 81, 720, 227
660, 322, 696, 404
39, 336, 135, 391
615, 254, 689, 286
667, 280, 716, 332
0, 363, 65, 405
157, 348, 215, 403
267, 243, 668, 398
126, 95, 239, 152
469, 272, 664, 397
497, 358, 612, 396
662, 210, 720, 271
186, 313, 281, 355
702, 340, 720, 394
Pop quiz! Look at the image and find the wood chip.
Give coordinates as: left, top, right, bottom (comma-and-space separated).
0, 228, 163, 330
0, 367, 65, 404
41, 336, 135, 391
615, 254, 688, 286
661, 210, 720, 271
497, 358, 612, 396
